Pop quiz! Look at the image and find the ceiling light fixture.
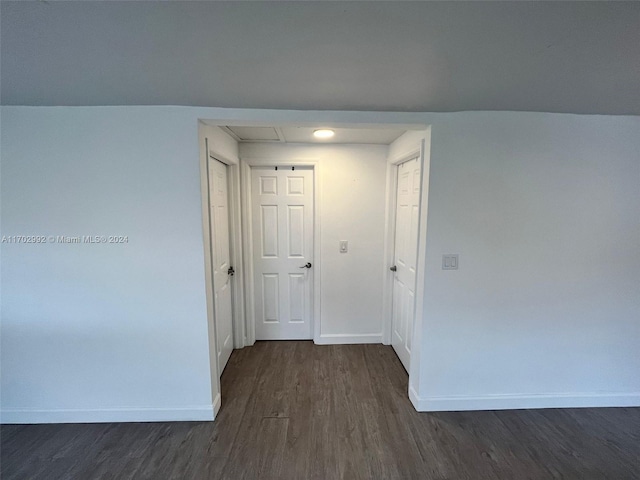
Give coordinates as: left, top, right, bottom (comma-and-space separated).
313, 129, 335, 139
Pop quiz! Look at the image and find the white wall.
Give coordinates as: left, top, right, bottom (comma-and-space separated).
414, 112, 640, 410
1, 107, 216, 422
239, 143, 389, 343
2, 106, 638, 423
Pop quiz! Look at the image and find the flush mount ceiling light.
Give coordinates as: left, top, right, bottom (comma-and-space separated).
313, 129, 335, 139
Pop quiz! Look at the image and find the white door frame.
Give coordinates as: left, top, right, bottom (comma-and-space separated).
199, 124, 246, 415
240, 157, 321, 345
208, 156, 234, 376
381, 129, 432, 395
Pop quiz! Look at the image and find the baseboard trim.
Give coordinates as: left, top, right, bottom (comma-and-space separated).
409, 385, 422, 410
212, 393, 222, 420
314, 333, 382, 345
408, 390, 640, 412
0, 405, 215, 424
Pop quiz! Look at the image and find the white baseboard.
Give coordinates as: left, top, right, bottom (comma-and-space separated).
409, 387, 640, 412
213, 393, 222, 419
409, 385, 423, 410
314, 333, 382, 345
0, 405, 215, 424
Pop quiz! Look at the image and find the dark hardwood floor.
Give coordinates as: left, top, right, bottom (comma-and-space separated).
2, 341, 639, 479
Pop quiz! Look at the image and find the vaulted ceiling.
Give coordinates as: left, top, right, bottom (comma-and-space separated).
2, 1, 639, 115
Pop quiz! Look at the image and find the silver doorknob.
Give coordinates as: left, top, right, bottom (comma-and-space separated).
390, 265, 397, 272
299, 262, 312, 269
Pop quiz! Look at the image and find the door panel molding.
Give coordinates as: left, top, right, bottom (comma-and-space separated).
208, 158, 234, 375
199, 123, 249, 419
383, 148, 421, 346
241, 158, 321, 345
382, 128, 432, 399
390, 156, 421, 371
251, 166, 313, 339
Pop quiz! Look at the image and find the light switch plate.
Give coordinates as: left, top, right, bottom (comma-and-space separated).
442, 254, 459, 270
339, 240, 348, 253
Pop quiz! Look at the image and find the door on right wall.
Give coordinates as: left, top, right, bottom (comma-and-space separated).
391, 156, 421, 372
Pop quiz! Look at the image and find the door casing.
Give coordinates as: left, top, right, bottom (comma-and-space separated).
241, 157, 322, 345
199, 126, 246, 418
390, 155, 421, 372
382, 129, 431, 400
208, 157, 234, 375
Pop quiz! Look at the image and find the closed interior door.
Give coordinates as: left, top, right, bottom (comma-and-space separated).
251, 167, 313, 340
391, 157, 421, 372
209, 158, 234, 375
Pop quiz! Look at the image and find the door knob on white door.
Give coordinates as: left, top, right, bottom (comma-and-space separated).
390, 265, 397, 272
299, 262, 312, 269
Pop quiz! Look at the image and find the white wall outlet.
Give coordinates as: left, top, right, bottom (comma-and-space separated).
442, 254, 459, 270
340, 240, 348, 253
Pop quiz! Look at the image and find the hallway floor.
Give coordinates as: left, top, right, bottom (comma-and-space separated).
2, 341, 639, 479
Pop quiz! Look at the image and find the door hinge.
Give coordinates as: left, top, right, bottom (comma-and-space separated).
227, 266, 235, 276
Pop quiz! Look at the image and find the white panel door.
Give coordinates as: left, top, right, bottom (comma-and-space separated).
209, 158, 233, 375
251, 167, 313, 340
391, 157, 421, 372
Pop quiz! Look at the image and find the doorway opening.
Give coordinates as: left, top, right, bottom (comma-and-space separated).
198, 120, 431, 417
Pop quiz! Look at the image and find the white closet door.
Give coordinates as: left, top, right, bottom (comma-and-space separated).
251, 167, 314, 340
391, 157, 421, 372
209, 158, 233, 375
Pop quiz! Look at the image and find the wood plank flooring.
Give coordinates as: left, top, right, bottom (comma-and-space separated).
2, 341, 639, 479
